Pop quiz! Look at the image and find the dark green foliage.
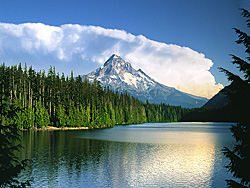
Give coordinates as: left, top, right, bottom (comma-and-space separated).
220, 9, 250, 188
0, 99, 30, 187
34, 103, 50, 128
180, 106, 236, 122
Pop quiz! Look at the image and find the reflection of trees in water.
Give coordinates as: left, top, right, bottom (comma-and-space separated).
18, 130, 226, 187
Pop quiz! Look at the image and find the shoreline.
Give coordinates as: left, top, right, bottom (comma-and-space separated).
22, 126, 89, 131
20, 121, 234, 131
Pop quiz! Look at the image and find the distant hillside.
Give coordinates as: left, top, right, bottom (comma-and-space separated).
203, 85, 230, 108
181, 84, 236, 122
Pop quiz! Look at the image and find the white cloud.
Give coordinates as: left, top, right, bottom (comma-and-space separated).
0, 22, 223, 98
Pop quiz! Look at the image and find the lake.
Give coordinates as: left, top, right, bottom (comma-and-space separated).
18, 122, 235, 187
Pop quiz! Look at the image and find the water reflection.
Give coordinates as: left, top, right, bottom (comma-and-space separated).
18, 123, 234, 187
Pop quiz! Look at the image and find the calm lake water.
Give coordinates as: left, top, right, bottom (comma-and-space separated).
18, 122, 235, 187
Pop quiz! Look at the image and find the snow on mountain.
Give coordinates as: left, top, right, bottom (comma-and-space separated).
81, 54, 208, 108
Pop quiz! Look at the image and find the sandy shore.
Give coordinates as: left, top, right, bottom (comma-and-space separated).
22, 126, 89, 131
47, 126, 89, 130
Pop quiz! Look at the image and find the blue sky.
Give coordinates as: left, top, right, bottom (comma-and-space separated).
0, 0, 249, 98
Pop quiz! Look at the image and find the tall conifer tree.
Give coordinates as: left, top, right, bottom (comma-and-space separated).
220, 9, 250, 188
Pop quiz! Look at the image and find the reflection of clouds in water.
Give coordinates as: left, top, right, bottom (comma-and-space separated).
96, 139, 216, 187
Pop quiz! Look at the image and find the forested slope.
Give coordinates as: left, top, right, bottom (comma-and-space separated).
0, 63, 188, 129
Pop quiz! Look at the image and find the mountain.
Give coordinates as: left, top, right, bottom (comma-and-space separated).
81, 54, 208, 108
203, 85, 230, 108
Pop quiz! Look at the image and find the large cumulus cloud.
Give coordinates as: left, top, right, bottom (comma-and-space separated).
0, 23, 223, 98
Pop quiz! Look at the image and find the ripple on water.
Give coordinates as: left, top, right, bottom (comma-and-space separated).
18, 122, 234, 187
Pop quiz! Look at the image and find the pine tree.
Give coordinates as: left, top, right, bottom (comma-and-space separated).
220, 9, 250, 188
35, 103, 50, 128
57, 104, 67, 127
68, 105, 75, 127
85, 104, 91, 128
0, 99, 30, 187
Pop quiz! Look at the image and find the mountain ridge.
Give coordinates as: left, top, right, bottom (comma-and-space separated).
203, 84, 230, 108
81, 54, 208, 108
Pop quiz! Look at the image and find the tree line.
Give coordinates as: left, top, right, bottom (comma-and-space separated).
0, 63, 188, 130
180, 106, 236, 122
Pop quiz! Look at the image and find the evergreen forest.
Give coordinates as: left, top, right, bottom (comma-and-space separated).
0, 63, 187, 130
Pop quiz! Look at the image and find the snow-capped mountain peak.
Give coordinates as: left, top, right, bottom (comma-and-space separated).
81, 54, 208, 108
101, 54, 155, 89
104, 54, 130, 69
